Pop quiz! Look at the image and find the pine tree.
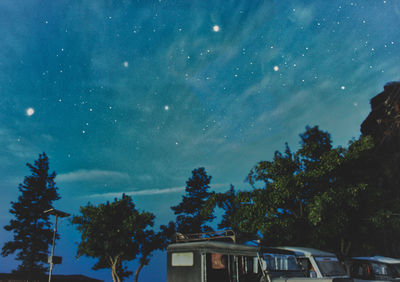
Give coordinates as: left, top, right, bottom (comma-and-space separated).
2, 153, 60, 280
171, 167, 214, 234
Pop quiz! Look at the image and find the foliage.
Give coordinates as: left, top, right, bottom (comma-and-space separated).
71, 194, 161, 282
214, 185, 242, 232
241, 126, 379, 256
171, 167, 215, 234
2, 153, 60, 279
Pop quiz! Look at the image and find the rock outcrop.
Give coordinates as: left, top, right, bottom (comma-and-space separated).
361, 81, 400, 149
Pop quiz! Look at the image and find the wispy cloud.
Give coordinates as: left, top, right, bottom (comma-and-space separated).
86, 183, 230, 198
0, 128, 38, 162
57, 169, 130, 183
88, 186, 186, 198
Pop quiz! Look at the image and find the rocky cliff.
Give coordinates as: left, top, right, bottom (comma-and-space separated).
361, 81, 400, 149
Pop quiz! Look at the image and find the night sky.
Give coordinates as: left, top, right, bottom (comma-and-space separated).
1, 0, 399, 281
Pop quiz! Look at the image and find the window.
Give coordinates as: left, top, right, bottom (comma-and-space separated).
315, 257, 346, 277
263, 253, 301, 271
171, 252, 194, 266
350, 262, 373, 279
207, 253, 230, 282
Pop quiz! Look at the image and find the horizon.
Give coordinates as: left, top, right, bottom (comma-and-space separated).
1, 0, 399, 281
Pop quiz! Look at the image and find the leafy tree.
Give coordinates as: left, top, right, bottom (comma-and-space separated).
245, 143, 307, 245
305, 136, 374, 256
72, 194, 162, 282
243, 126, 376, 256
2, 153, 60, 280
171, 167, 215, 234
206, 185, 241, 233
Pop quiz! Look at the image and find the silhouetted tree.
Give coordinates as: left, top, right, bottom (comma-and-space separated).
212, 185, 242, 233
171, 167, 215, 234
243, 126, 375, 256
2, 153, 60, 280
72, 194, 161, 282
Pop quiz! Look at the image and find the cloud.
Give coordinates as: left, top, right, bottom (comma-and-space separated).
57, 169, 130, 183
86, 183, 230, 198
0, 128, 38, 162
87, 186, 186, 198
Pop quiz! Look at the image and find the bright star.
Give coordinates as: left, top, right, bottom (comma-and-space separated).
273, 66, 279, 72
212, 25, 220, 32
123, 61, 129, 67
164, 105, 169, 111
341, 86, 346, 90
26, 108, 35, 116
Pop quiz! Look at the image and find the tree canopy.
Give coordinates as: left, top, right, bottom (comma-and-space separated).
238, 126, 381, 257
71, 194, 161, 282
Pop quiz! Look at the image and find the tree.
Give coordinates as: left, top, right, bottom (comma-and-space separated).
207, 185, 241, 233
2, 153, 60, 280
245, 143, 307, 245
243, 126, 376, 256
171, 167, 215, 234
72, 194, 161, 282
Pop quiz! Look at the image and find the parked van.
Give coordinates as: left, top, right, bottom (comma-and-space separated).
276, 247, 348, 279
167, 231, 353, 282
344, 256, 400, 282
167, 240, 260, 282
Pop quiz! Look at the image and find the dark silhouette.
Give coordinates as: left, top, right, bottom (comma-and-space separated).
72, 194, 162, 282
2, 153, 60, 280
360, 81, 400, 257
171, 167, 215, 234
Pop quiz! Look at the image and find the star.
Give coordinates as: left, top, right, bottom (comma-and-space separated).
212, 25, 220, 32
164, 105, 169, 111
26, 108, 35, 116
123, 61, 129, 68
273, 66, 279, 72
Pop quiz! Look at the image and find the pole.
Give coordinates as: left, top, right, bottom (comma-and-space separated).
48, 215, 58, 282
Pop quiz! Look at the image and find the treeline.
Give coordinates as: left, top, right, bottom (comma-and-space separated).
3, 82, 400, 282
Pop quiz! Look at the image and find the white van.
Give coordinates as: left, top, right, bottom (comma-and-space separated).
276, 247, 348, 279
344, 256, 400, 282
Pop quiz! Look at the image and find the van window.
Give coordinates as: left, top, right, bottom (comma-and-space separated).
211, 253, 227, 269
171, 252, 194, 266
297, 258, 312, 274
207, 253, 230, 281
315, 257, 346, 277
263, 253, 300, 271
350, 262, 373, 279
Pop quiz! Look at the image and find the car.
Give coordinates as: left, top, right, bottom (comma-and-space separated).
344, 256, 400, 281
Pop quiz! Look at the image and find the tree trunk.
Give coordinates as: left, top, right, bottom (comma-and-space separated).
340, 238, 351, 257
110, 256, 121, 282
134, 262, 145, 282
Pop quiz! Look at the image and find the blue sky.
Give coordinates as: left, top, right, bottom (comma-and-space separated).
0, 0, 399, 281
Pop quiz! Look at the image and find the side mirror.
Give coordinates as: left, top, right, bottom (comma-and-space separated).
262, 260, 267, 271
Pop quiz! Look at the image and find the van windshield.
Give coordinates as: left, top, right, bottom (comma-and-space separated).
389, 263, 400, 277
315, 257, 347, 277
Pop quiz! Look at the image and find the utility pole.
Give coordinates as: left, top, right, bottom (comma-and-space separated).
44, 208, 70, 282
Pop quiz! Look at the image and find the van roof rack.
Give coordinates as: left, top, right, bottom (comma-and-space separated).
174, 230, 236, 243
